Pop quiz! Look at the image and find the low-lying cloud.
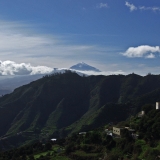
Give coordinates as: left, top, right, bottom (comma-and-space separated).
0, 60, 53, 76
121, 45, 160, 58
0, 60, 126, 76
77, 70, 125, 76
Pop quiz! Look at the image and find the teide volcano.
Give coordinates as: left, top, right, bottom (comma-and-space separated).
70, 62, 100, 72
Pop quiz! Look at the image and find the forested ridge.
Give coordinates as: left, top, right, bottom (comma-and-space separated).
0, 72, 160, 149
0, 104, 159, 160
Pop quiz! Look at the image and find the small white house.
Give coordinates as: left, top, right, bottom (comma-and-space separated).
113, 127, 125, 137
138, 110, 145, 118
79, 132, 86, 135
141, 110, 145, 115
51, 138, 57, 142
156, 102, 160, 110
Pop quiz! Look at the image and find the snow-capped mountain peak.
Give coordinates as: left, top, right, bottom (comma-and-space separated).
70, 62, 100, 72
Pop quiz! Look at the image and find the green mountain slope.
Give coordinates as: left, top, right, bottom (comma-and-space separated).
0, 72, 160, 147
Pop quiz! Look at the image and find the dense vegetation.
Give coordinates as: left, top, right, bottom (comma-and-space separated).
0, 104, 159, 160
0, 72, 160, 148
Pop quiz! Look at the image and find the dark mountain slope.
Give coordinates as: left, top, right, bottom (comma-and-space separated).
0, 72, 92, 136
0, 72, 160, 146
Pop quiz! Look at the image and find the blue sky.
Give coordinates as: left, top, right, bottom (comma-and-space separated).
0, 0, 160, 75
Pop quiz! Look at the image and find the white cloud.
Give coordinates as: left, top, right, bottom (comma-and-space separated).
0, 59, 126, 76
139, 6, 160, 11
0, 60, 53, 76
125, 2, 160, 12
97, 3, 108, 9
145, 53, 155, 59
121, 45, 160, 58
125, 2, 137, 12
78, 70, 125, 75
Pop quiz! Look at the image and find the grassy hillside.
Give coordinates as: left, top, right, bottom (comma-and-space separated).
0, 72, 160, 147
0, 104, 159, 160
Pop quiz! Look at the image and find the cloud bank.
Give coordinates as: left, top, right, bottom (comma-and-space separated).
76, 70, 125, 76
121, 45, 160, 58
125, 2, 160, 12
0, 60, 53, 76
0, 60, 126, 76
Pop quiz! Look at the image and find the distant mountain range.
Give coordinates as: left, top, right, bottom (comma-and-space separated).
0, 74, 44, 96
0, 72, 160, 148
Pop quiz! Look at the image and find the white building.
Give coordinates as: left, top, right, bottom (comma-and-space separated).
156, 102, 160, 110
141, 110, 145, 115
51, 138, 57, 142
138, 110, 145, 118
113, 127, 125, 137
79, 132, 86, 135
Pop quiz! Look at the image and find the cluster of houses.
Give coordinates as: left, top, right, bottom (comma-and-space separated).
111, 102, 160, 138
51, 102, 160, 141
112, 126, 137, 138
